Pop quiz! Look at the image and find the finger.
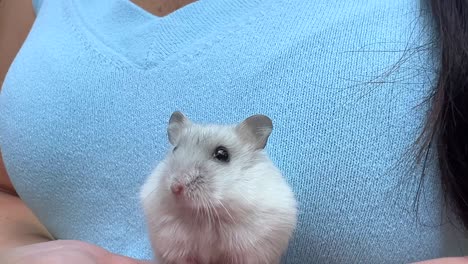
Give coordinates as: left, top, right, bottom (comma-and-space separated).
412, 257, 468, 264
2, 239, 108, 264
1, 240, 68, 260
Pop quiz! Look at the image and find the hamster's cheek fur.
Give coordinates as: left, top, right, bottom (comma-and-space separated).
140, 162, 169, 203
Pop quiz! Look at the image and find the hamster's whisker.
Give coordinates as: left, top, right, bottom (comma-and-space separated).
234, 191, 254, 215
216, 198, 236, 225
208, 197, 221, 228
209, 199, 218, 228
195, 198, 201, 220
200, 194, 213, 228
208, 196, 216, 229
142, 187, 157, 204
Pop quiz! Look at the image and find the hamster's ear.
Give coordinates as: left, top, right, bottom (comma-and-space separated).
236, 114, 273, 150
168, 111, 191, 145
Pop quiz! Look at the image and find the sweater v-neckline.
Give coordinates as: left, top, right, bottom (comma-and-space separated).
72, 0, 265, 69
128, 0, 197, 18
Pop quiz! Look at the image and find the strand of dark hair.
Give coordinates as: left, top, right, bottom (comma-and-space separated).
421, 0, 468, 229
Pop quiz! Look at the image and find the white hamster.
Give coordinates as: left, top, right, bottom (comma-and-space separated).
140, 111, 297, 264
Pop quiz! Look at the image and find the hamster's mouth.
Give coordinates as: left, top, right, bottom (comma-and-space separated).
168, 181, 237, 223
171, 192, 209, 208
170, 194, 238, 224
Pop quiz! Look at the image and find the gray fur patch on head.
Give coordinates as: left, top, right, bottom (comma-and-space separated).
168, 111, 192, 145
235, 114, 273, 150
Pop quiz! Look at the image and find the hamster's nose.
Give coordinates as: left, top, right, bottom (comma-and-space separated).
170, 183, 184, 196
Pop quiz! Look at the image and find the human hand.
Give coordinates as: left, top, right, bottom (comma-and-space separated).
412, 257, 468, 264
0, 239, 152, 264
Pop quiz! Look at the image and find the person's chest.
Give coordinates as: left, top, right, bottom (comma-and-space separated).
1, 0, 463, 262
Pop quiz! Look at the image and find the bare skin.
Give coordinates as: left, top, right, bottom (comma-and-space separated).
0, 240, 151, 264
0, 0, 466, 263
130, 0, 196, 17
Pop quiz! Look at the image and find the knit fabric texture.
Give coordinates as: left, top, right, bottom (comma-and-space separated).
1, 0, 467, 262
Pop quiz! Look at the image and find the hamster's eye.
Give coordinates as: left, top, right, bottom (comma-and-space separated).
213, 146, 229, 162
173, 146, 178, 153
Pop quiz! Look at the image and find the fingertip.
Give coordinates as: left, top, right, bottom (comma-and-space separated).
411, 257, 468, 264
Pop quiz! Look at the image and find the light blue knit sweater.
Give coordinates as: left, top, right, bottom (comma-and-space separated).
1, 0, 466, 263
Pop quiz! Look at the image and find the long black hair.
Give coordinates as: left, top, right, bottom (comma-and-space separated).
421, 0, 468, 229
